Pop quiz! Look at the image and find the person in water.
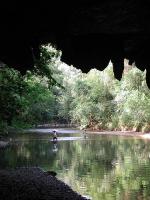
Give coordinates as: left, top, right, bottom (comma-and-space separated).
52, 130, 57, 141
83, 128, 87, 138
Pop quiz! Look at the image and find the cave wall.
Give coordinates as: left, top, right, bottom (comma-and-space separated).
0, 1, 150, 86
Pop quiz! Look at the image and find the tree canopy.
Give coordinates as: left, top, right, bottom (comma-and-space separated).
0, 45, 150, 135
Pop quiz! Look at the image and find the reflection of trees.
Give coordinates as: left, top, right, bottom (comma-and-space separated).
56, 137, 150, 200
0, 137, 58, 169
1, 135, 150, 199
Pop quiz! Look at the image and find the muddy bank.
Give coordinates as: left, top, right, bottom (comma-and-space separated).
139, 133, 150, 139
86, 130, 145, 137
0, 167, 89, 200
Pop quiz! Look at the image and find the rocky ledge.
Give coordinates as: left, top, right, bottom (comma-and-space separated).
0, 167, 89, 200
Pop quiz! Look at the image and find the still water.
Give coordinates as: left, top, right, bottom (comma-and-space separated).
1, 129, 150, 200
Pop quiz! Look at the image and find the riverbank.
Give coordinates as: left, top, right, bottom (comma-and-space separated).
86, 129, 150, 140
0, 167, 89, 200
139, 133, 150, 139
86, 130, 144, 136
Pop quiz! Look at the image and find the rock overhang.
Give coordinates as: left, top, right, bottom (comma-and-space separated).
0, 0, 150, 86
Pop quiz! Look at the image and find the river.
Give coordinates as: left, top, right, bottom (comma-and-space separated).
1, 128, 150, 200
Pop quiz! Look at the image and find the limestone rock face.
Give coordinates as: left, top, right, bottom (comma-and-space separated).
0, 1, 150, 86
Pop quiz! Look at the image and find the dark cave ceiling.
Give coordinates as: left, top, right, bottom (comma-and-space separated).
0, 0, 150, 86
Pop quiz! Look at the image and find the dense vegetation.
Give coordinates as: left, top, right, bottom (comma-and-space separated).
0, 45, 150, 135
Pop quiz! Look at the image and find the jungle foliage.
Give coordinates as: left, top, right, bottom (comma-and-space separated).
0, 45, 150, 135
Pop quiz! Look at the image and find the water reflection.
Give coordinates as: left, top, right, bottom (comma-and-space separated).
52, 141, 58, 153
1, 132, 150, 199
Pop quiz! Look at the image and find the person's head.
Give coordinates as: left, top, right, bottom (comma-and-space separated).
53, 130, 57, 135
